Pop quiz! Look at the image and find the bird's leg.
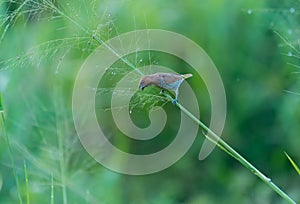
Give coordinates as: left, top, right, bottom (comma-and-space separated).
172, 89, 179, 105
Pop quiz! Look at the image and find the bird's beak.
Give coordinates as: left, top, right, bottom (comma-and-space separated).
139, 86, 145, 91
138, 84, 144, 91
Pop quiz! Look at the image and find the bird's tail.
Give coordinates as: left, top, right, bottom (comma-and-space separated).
181, 73, 193, 79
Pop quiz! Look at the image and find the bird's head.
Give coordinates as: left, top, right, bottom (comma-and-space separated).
138, 79, 146, 91
138, 76, 151, 91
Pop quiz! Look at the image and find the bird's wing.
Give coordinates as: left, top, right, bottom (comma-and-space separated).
159, 73, 182, 84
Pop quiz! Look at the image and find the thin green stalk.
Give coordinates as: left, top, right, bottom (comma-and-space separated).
92, 35, 144, 76
0, 98, 23, 204
163, 93, 296, 204
51, 173, 54, 204
284, 152, 300, 175
200, 130, 238, 160
58, 129, 67, 204
24, 160, 30, 204
54, 86, 67, 204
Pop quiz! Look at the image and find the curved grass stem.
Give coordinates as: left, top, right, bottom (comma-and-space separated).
163, 93, 296, 204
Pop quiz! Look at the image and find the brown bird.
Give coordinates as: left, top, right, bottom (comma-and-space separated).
138, 72, 193, 104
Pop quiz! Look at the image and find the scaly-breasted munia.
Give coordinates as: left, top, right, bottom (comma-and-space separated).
138, 72, 193, 104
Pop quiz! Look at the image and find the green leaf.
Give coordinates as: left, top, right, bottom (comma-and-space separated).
284, 152, 300, 175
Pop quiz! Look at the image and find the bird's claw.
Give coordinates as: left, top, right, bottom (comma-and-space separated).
172, 99, 178, 105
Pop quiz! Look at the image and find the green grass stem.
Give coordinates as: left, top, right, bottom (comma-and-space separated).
51, 173, 54, 204
285, 152, 300, 175
24, 160, 30, 204
163, 93, 296, 204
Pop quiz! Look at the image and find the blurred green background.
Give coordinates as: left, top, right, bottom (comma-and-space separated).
0, 0, 299, 203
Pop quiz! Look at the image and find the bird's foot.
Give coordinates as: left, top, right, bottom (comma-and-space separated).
172, 99, 178, 105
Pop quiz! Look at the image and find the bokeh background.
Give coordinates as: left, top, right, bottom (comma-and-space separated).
0, 0, 299, 203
